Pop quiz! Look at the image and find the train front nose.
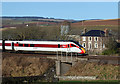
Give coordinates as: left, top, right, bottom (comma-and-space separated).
80, 48, 86, 54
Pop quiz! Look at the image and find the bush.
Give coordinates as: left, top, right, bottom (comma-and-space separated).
102, 49, 118, 55
105, 37, 118, 50
102, 36, 119, 55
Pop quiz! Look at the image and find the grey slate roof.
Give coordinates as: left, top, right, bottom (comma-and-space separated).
81, 30, 106, 37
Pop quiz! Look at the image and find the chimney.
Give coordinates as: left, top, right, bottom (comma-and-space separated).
83, 28, 87, 34
104, 28, 109, 36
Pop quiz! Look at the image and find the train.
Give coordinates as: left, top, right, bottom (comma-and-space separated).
0, 40, 86, 55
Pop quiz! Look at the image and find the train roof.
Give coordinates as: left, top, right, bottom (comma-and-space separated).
0, 39, 83, 47
1, 39, 78, 43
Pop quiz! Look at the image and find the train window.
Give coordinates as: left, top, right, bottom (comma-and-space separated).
24, 44, 29, 47
71, 44, 76, 47
30, 44, 34, 47
68, 44, 70, 48
58, 44, 60, 48
19, 44, 23, 46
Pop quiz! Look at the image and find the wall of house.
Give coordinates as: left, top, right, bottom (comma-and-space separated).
79, 36, 106, 54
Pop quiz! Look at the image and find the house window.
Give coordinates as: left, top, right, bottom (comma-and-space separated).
103, 44, 105, 48
94, 43, 98, 48
82, 37, 86, 41
88, 42, 92, 49
88, 37, 92, 41
94, 37, 98, 41
82, 42, 86, 48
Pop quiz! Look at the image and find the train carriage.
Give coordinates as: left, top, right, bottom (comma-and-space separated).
0, 40, 86, 54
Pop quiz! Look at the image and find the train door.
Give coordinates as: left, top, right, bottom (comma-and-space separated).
58, 44, 61, 52
12, 42, 14, 50
2, 40, 5, 51
67, 44, 70, 52
58, 44, 60, 48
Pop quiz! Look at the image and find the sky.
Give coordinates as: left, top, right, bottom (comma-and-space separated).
2, 2, 118, 20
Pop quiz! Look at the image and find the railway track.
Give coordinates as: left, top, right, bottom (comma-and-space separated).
1, 51, 120, 60
78, 55, 120, 60
1, 51, 120, 65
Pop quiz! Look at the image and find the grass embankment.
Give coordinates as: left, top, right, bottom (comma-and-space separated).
65, 61, 119, 80
60, 80, 119, 84
2, 55, 55, 77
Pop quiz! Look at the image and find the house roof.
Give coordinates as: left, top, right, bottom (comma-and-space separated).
81, 30, 106, 37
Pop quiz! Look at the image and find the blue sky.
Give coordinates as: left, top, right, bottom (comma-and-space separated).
2, 2, 118, 20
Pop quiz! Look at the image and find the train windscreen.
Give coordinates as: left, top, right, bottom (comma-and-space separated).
72, 41, 83, 48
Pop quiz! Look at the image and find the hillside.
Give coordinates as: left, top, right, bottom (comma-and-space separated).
72, 19, 119, 26
70, 19, 119, 35
2, 17, 119, 28
2, 18, 119, 39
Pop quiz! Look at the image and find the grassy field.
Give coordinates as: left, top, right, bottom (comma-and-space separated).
65, 61, 119, 80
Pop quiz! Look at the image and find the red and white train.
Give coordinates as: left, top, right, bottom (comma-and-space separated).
0, 40, 86, 54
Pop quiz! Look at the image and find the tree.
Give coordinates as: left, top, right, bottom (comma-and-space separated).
102, 37, 118, 55
105, 37, 118, 50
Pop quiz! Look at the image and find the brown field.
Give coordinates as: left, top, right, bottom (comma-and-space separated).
72, 19, 119, 26
69, 19, 119, 34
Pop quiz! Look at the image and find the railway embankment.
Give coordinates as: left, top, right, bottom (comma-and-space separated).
2, 52, 55, 77
2, 52, 120, 82
64, 61, 119, 80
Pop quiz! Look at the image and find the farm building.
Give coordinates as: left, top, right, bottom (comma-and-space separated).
79, 28, 112, 54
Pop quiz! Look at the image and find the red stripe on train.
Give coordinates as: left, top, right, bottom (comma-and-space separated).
14, 43, 19, 46
5, 43, 11, 46
14, 43, 69, 48
34, 44, 58, 48
0, 43, 11, 46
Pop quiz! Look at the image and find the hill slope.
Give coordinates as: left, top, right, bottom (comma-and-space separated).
72, 19, 119, 26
